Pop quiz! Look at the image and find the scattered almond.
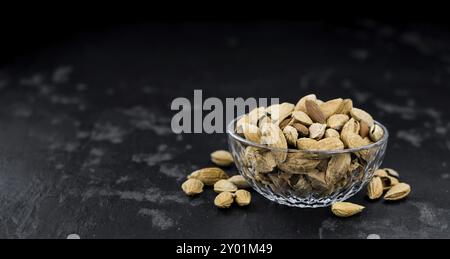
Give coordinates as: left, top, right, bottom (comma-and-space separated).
210, 150, 234, 167
331, 202, 365, 217
188, 167, 229, 186
234, 190, 251, 206
384, 183, 411, 201
181, 179, 204, 196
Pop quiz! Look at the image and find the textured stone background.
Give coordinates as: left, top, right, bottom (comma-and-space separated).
0, 20, 449, 238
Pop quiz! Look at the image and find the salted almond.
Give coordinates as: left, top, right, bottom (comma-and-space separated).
374, 169, 388, 177
266, 102, 294, 125
228, 175, 250, 189
326, 153, 351, 185
214, 179, 238, 193
296, 138, 318, 150
324, 128, 340, 138
188, 167, 229, 186
292, 110, 313, 126
336, 99, 353, 114
294, 94, 317, 112
359, 121, 370, 138
247, 107, 266, 125
384, 183, 411, 201
305, 100, 326, 123
234, 189, 251, 206
210, 150, 234, 167
292, 122, 309, 137
384, 168, 400, 178
367, 177, 383, 199
341, 118, 360, 137
369, 124, 384, 142
327, 114, 349, 130
350, 108, 374, 128
242, 123, 261, 143
320, 98, 343, 118
309, 123, 327, 140
331, 202, 364, 217
260, 123, 288, 163
283, 125, 299, 147
181, 179, 204, 196
313, 137, 344, 151
278, 152, 321, 173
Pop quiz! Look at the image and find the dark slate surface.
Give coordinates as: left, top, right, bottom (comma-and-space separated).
0, 21, 449, 239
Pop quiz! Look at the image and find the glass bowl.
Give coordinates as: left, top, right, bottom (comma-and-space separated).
227, 117, 389, 208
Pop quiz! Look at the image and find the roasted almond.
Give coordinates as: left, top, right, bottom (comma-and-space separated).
292, 122, 309, 137
294, 94, 317, 112
305, 100, 326, 123
260, 123, 288, 163
384, 183, 411, 201
359, 121, 370, 138
320, 98, 343, 118
350, 108, 374, 128
210, 150, 234, 167
181, 179, 204, 196
313, 137, 345, 151
296, 138, 318, 150
327, 114, 349, 130
188, 167, 229, 186
234, 189, 251, 206
367, 176, 383, 199
309, 123, 327, 140
283, 125, 299, 147
331, 202, 365, 217
228, 175, 250, 189
324, 128, 340, 138
292, 110, 313, 126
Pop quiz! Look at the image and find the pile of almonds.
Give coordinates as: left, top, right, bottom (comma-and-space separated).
235, 94, 386, 198
332, 167, 411, 217
181, 150, 252, 208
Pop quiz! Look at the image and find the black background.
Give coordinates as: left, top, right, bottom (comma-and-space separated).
0, 6, 450, 239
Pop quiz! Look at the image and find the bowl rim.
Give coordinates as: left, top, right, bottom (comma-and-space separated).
226, 115, 389, 155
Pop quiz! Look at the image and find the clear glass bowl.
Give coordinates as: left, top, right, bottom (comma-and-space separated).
227, 117, 389, 208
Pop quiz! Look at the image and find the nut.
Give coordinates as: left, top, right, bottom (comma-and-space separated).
260, 123, 288, 163
325, 153, 351, 185
214, 192, 234, 208
292, 111, 313, 126
294, 94, 317, 112
181, 179, 204, 196
374, 169, 388, 177
359, 121, 370, 138
369, 124, 384, 142
384, 168, 399, 178
367, 176, 383, 199
331, 202, 365, 217
324, 128, 340, 138
296, 138, 318, 150
188, 167, 229, 186
278, 153, 321, 174
242, 122, 261, 143
266, 102, 294, 125
336, 99, 353, 114
313, 137, 344, 151
228, 175, 250, 189
309, 123, 327, 140
305, 100, 326, 123
384, 183, 411, 201
210, 150, 234, 167
244, 146, 277, 173
327, 114, 349, 130
214, 179, 238, 193
234, 189, 251, 206
292, 122, 309, 137
350, 108, 374, 128
283, 125, 299, 147
320, 98, 343, 118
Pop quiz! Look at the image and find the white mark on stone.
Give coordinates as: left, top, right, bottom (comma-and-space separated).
20, 74, 44, 86
132, 144, 173, 166
441, 173, 450, 180
396, 130, 423, 147
176, 134, 183, 141
138, 208, 175, 230
159, 164, 185, 181
67, 234, 81, 239
116, 175, 131, 184
367, 234, 381, 239
52, 66, 73, 84
91, 122, 127, 144
121, 106, 171, 135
